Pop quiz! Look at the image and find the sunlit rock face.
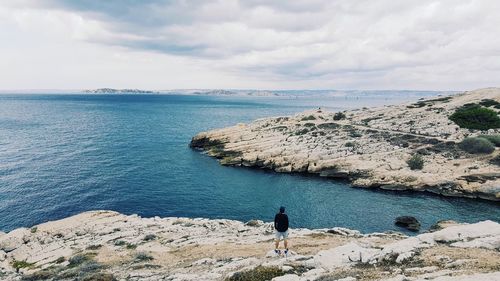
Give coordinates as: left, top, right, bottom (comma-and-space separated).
192, 88, 500, 201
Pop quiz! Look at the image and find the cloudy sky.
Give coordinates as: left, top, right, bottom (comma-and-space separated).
1, 0, 499, 90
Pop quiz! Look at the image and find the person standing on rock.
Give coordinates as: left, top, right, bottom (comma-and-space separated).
274, 206, 289, 255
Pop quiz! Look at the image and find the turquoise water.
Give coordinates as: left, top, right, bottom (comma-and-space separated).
0, 93, 498, 234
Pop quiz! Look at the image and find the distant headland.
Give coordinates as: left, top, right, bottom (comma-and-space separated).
191, 88, 500, 201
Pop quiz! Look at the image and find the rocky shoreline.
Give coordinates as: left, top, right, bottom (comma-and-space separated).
0, 211, 499, 281
190, 88, 500, 201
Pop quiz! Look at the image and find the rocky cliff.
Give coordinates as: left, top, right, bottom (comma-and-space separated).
0, 211, 499, 281
191, 88, 500, 201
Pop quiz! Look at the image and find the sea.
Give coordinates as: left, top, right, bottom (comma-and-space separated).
0, 92, 499, 234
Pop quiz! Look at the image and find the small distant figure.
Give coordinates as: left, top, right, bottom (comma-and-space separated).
274, 206, 289, 255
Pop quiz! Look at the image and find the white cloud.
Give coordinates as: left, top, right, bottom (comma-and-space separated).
0, 0, 499, 90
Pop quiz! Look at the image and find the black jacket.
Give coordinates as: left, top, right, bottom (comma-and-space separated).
274, 213, 289, 232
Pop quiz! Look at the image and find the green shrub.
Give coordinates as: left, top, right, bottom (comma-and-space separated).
135, 252, 153, 261
81, 273, 117, 281
86, 244, 102, 250
12, 260, 34, 271
225, 266, 285, 281
345, 142, 356, 147
143, 234, 157, 241
79, 260, 103, 273
333, 112, 346, 120
114, 240, 126, 246
459, 137, 495, 154
294, 128, 309, 135
479, 99, 500, 108
68, 254, 91, 267
301, 115, 316, 121
349, 131, 363, 138
407, 154, 424, 170
490, 155, 500, 166
126, 243, 137, 249
449, 105, 500, 130
317, 122, 340, 130
478, 135, 500, 147
21, 270, 56, 281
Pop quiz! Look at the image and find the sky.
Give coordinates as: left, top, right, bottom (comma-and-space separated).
0, 0, 499, 91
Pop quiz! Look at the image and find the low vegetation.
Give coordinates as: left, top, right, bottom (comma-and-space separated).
114, 240, 126, 246
490, 155, 500, 166
21, 270, 55, 281
81, 273, 116, 281
225, 266, 285, 281
86, 244, 102, 250
449, 104, 500, 130
407, 96, 452, 108
345, 142, 356, 147
479, 98, 500, 109
407, 154, 424, 170
459, 137, 495, 154
21, 265, 116, 281
68, 254, 92, 267
301, 115, 316, 121
333, 112, 346, 120
135, 252, 154, 262
143, 234, 157, 241
12, 260, 34, 272
294, 128, 309, 135
478, 134, 500, 147
126, 243, 137, 249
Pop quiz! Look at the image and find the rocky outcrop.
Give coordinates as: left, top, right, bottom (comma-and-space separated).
0, 211, 498, 281
395, 216, 421, 232
191, 88, 500, 201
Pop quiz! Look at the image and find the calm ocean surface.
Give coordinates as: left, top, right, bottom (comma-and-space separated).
0, 93, 499, 234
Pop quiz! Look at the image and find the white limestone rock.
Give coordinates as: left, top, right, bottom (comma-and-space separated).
0, 228, 30, 253
427, 272, 500, 281
314, 242, 380, 270
431, 220, 500, 249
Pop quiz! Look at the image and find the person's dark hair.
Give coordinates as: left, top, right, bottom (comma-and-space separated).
279, 206, 285, 213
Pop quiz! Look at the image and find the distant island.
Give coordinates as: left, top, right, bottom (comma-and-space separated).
81, 88, 453, 98
83, 88, 160, 94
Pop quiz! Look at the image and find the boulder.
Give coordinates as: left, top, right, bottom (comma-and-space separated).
395, 216, 421, 232
0, 228, 30, 253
